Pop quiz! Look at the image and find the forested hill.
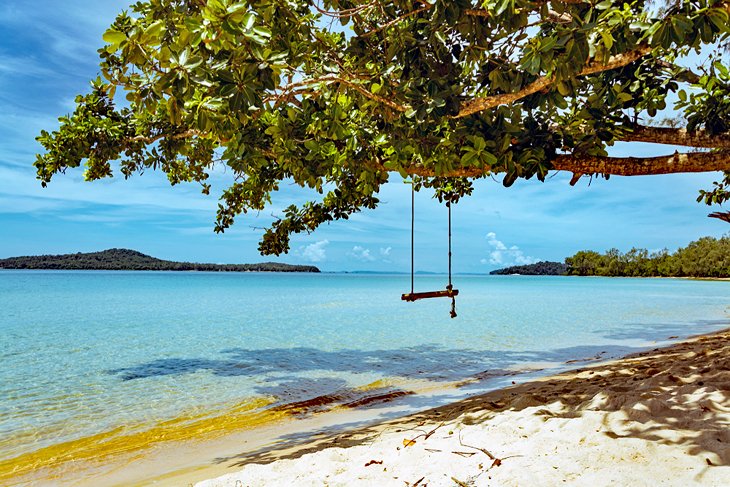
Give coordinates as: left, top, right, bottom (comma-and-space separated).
0, 249, 320, 272
489, 261, 568, 276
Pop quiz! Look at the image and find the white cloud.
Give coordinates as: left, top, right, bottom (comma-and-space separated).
348, 245, 393, 263
483, 232, 538, 267
300, 240, 329, 263
349, 245, 375, 262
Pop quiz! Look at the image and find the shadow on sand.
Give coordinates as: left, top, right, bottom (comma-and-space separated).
104, 321, 730, 476
213, 330, 730, 476
109, 343, 646, 412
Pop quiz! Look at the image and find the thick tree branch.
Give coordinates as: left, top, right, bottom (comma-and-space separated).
616, 126, 730, 148
554, 150, 730, 178
129, 131, 730, 180
455, 47, 653, 118
376, 150, 730, 178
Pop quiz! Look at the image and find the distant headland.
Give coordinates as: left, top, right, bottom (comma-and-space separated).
489, 261, 568, 276
0, 249, 320, 272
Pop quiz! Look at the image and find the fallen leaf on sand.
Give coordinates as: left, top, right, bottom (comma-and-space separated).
403, 438, 416, 447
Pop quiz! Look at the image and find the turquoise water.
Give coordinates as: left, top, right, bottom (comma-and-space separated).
0, 271, 728, 466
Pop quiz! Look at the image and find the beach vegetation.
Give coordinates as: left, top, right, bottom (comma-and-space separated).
565, 234, 730, 277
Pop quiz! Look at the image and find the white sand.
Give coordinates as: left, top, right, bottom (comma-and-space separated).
198, 331, 730, 486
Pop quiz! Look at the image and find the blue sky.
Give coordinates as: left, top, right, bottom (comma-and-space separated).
0, 1, 727, 272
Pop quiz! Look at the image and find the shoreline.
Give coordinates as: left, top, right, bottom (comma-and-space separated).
3, 328, 729, 486
196, 327, 730, 486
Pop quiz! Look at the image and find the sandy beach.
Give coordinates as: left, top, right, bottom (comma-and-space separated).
198, 329, 730, 486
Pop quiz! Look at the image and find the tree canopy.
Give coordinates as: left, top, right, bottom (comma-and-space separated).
35, 0, 730, 255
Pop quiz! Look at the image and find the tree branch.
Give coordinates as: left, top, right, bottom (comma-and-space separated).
359, 4, 431, 37
655, 59, 701, 83
554, 150, 730, 178
129, 129, 199, 145
375, 150, 730, 178
709, 211, 730, 223
455, 47, 653, 118
274, 74, 407, 112
616, 126, 730, 148
465, 8, 572, 23
360, 0, 583, 37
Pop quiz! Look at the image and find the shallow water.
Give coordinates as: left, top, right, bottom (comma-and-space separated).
0, 271, 728, 481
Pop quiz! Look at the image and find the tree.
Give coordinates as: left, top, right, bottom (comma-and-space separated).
34, 0, 730, 255
564, 235, 730, 277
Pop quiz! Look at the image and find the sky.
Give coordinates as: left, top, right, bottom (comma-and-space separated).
0, 1, 727, 272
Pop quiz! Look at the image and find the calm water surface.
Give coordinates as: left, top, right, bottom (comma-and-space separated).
0, 271, 728, 469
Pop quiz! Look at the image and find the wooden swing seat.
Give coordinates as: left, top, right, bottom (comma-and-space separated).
401, 288, 459, 302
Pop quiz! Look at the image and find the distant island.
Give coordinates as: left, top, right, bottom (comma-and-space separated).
0, 249, 320, 272
490, 235, 729, 278
489, 261, 568, 276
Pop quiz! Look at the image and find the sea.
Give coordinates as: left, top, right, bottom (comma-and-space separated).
0, 270, 728, 483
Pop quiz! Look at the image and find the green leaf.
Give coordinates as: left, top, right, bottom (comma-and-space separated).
143, 20, 165, 40
252, 26, 271, 38
102, 29, 126, 45
481, 152, 498, 166
600, 31, 613, 50
460, 151, 478, 166
556, 82, 571, 96
242, 12, 256, 31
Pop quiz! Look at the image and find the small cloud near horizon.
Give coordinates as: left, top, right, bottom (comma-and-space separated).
349, 245, 393, 263
297, 240, 329, 263
379, 246, 392, 263
349, 245, 375, 262
481, 232, 538, 267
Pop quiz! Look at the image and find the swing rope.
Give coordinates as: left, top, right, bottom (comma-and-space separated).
406, 181, 457, 318
411, 181, 415, 295
447, 199, 457, 318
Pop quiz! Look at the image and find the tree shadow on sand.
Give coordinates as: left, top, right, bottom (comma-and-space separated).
108, 343, 645, 408
106, 321, 729, 478
210, 331, 730, 480
108, 320, 728, 414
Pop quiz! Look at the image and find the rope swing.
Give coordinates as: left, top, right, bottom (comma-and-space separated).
401, 182, 458, 318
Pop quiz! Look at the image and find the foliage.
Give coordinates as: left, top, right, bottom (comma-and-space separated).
489, 261, 568, 275
0, 248, 320, 272
565, 235, 730, 277
34, 0, 730, 255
